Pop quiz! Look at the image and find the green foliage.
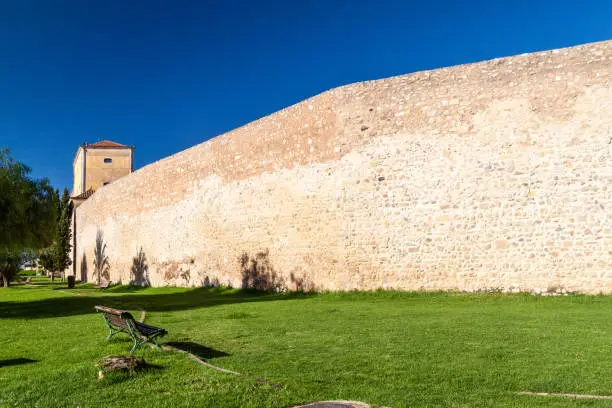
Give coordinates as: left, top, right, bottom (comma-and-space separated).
37, 246, 55, 274
53, 188, 73, 273
16, 268, 37, 277
0, 147, 58, 252
36, 188, 73, 279
0, 148, 59, 286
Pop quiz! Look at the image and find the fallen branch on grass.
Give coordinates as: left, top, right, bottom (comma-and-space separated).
161, 345, 283, 389
518, 392, 612, 400
137, 307, 282, 390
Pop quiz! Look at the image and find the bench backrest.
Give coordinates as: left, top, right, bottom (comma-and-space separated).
94, 306, 136, 330
95, 305, 167, 342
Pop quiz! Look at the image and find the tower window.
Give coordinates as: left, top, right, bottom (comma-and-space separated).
104, 158, 112, 163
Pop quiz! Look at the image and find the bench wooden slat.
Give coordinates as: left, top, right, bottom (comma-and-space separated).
94, 305, 123, 315
107, 315, 129, 330
94, 306, 133, 320
134, 322, 167, 336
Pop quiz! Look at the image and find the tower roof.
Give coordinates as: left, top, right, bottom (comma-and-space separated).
85, 140, 133, 148
70, 188, 95, 201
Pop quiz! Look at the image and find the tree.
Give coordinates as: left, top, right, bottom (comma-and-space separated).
0, 251, 21, 287
36, 189, 73, 281
37, 246, 55, 277
0, 147, 57, 251
52, 188, 73, 280
0, 148, 58, 286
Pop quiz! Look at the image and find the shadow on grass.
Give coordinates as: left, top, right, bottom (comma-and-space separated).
102, 285, 151, 293
0, 286, 315, 319
165, 342, 230, 360
51, 283, 148, 293
0, 358, 37, 367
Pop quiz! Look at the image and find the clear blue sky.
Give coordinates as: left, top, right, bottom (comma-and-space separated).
0, 0, 610, 191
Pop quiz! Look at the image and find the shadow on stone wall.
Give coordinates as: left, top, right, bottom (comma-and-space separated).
239, 249, 284, 292
80, 253, 88, 283
130, 247, 150, 287
180, 269, 191, 286
160, 259, 192, 286
93, 229, 110, 285
202, 275, 221, 288
290, 272, 316, 292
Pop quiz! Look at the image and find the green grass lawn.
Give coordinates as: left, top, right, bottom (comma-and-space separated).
2, 279, 612, 407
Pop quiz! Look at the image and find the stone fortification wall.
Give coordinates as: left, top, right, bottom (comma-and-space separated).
75, 40, 611, 293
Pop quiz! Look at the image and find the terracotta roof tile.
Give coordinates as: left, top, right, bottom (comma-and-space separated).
87, 140, 130, 148
71, 188, 95, 200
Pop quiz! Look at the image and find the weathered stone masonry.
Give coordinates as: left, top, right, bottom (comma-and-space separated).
76, 40, 611, 293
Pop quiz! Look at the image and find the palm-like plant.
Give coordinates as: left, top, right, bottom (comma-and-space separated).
93, 230, 110, 285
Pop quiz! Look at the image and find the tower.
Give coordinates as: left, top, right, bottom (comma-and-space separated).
71, 140, 134, 206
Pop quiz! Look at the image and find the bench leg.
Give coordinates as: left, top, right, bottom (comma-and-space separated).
129, 335, 164, 355
107, 328, 119, 341
149, 336, 162, 349
106, 327, 129, 341
130, 338, 149, 355
103, 317, 124, 341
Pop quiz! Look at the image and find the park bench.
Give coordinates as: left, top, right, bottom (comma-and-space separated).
94, 305, 168, 354
93, 280, 112, 289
